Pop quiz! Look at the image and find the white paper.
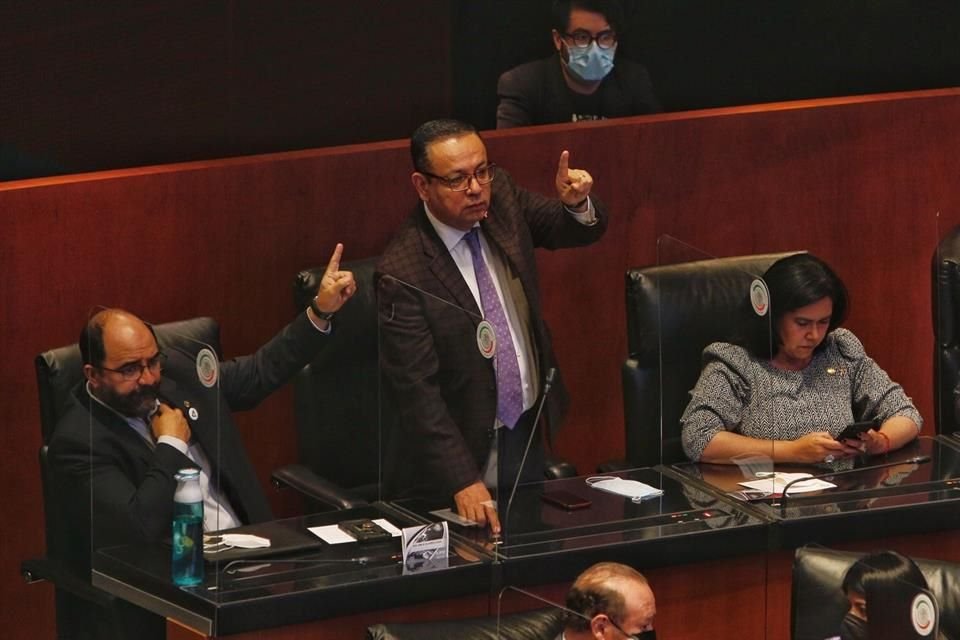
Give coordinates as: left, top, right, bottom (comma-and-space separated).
740, 472, 835, 496
586, 476, 664, 501
308, 518, 402, 544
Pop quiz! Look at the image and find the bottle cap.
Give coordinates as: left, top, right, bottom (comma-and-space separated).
175, 468, 200, 480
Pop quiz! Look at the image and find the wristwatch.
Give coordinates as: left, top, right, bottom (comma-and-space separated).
310, 296, 335, 321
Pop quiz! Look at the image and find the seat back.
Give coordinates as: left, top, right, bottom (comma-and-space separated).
934, 225, 960, 435
623, 251, 801, 466
366, 608, 564, 640
292, 258, 387, 499
792, 546, 960, 640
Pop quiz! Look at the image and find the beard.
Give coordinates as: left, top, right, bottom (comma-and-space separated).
97, 381, 161, 418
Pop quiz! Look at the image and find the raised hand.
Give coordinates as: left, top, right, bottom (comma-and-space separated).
555, 150, 594, 208
313, 243, 357, 314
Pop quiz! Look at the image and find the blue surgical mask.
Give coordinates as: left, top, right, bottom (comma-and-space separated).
561, 41, 615, 83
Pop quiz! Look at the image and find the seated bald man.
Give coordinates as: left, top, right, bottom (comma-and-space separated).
48, 244, 354, 639
561, 562, 657, 639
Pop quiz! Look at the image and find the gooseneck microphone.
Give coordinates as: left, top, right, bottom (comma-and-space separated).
779, 455, 932, 517
378, 274, 483, 320
503, 367, 557, 538
219, 554, 401, 576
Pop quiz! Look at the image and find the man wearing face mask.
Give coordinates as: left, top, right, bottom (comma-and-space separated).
497, 0, 660, 129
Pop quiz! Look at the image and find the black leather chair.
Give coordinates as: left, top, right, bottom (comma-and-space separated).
792, 546, 960, 640
23, 317, 358, 639
367, 608, 564, 640
275, 257, 387, 504
622, 251, 802, 467
934, 226, 960, 436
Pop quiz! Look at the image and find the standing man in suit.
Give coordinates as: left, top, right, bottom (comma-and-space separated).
497, 0, 660, 128
376, 119, 607, 533
48, 244, 355, 639
560, 562, 657, 639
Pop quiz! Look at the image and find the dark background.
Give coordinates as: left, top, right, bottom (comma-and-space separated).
3, 0, 960, 179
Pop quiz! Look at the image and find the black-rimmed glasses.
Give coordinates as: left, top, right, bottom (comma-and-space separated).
421, 164, 497, 191
99, 352, 167, 380
562, 29, 617, 49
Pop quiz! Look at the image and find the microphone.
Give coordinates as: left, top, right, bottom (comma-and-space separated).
503, 367, 557, 541
220, 554, 401, 576
378, 274, 483, 320
779, 455, 931, 517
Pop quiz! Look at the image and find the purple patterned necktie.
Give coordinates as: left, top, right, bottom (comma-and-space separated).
464, 228, 524, 429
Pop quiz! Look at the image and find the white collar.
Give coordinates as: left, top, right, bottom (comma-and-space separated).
423, 202, 479, 252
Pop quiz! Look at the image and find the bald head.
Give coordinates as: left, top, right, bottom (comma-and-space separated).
565, 562, 656, 636
80, 309, 154, 367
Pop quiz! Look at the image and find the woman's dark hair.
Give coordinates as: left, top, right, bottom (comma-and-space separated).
739, 253, 849, 358
842, 551, 936, 638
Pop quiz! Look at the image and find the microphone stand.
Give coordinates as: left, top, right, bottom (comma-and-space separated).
779, 455, 931, 517
502, 368, 556, 549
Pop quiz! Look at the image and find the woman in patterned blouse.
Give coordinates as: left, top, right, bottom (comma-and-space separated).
680, 253, 921, 464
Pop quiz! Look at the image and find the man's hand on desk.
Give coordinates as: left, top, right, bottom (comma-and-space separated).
454, 481, 501, 535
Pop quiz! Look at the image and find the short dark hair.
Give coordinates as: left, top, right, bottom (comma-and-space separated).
409, 119, 477, 174
842, 551, 933, 636
79, 309, 158, 367
79, 314, 107, 367
550, 0, 625, 34
564, 562, 648, 631
739, 253, 849, 358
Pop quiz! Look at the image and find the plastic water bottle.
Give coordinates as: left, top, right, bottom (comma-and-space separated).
172, 468, 204, 587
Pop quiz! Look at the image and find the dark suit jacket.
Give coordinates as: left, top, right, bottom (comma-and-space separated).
376, 170, 608, 499
497, 55, 660, 128
48, 312, 328, 577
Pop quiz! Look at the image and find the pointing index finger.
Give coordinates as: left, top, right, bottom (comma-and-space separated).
557, 150, 570, 181
326, 243, 344, 274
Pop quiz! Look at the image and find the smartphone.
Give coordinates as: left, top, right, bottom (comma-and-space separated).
337, 519, 392, 543
836, 420, 878, 442
541, 490, 592, 511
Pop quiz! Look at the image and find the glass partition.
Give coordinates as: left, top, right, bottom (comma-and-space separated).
934, 213, 960, 440
86, 310, 228, 597
495, 586, 576, 640
653, 235, 775, 470
375, 269, 506, 533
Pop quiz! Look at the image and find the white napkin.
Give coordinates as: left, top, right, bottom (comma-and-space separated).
203, 533, 270, 551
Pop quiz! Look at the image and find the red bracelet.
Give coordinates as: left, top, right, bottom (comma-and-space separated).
877, 431, 891, 454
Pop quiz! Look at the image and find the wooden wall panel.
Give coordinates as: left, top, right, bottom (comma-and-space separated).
3, 89, 960, 638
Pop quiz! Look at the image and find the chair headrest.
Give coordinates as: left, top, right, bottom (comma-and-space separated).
792, 546, 960, 640
625, 251, 802, 364
293, 257, 380, 364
